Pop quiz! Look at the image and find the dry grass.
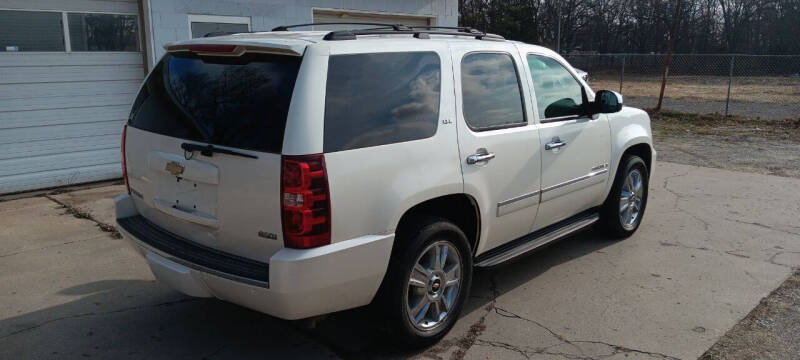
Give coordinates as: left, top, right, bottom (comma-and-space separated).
650, 110, 800, 178
590, 75, 800, 104
700, 271, 800, 360
650, 110, 800, 139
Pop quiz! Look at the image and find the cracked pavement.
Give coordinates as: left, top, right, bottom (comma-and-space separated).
1, 162, 799, 359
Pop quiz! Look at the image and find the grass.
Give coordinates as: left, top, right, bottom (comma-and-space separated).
590, 75, 800, 104
648, 110, 800, 140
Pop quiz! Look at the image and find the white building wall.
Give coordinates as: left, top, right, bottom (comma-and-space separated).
0, 0, 144, 194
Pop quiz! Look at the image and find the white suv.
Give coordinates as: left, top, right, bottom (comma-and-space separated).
115, 25, 655, 346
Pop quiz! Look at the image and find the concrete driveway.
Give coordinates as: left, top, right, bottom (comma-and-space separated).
1, 162, 799, 359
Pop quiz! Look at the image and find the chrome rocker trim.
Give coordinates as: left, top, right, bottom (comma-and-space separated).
475, 211, 599, 267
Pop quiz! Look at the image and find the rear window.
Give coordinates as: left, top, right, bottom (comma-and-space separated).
128, 52, 301, 153
323, 52, 441, 153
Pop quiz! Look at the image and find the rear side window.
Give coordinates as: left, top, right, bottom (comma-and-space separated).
323, 52, 441, 153
461, 53, 526, 131
128, 52, 301, 153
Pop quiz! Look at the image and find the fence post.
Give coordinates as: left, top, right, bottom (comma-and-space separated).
725, 55, 735, 117
619, 55, 625, 93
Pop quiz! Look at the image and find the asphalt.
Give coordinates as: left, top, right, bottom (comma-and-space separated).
1, 162, 798, 359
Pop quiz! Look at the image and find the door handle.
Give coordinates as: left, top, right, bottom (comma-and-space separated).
545, 139, 567, 150
466, 149, 495, 165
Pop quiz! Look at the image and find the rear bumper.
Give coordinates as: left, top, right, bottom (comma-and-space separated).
115, 193, 394, 320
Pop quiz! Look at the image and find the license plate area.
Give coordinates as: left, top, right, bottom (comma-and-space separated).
148, 152, 219, 225
155, 177, 218, 219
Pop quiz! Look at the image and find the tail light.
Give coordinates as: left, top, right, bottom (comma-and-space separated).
281, 154, 331, 249
121, 124, 130, 194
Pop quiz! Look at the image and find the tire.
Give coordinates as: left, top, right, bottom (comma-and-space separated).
376, 217, 473, 348
599, 155, 649, 238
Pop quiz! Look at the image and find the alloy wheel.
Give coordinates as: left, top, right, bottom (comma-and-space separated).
404, 240, 462, 331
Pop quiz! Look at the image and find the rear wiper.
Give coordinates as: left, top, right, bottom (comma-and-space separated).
181, 142, 258, 159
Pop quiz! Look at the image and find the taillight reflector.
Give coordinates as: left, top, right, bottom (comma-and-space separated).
281, 154, 331, 249
121, 124, 130, 194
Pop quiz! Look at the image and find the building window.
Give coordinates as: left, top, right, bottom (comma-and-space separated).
0, 10, 65, 52
68, 13, 139, 51
188, 15, 250, 38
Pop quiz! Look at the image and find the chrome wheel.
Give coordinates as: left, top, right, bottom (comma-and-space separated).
619, 169, 644, 230
405, 240, 462, 331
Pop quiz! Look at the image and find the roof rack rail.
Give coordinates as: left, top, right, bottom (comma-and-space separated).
270, 22, 504, 41
323, 29, 504, 41
272, 22, 409, 32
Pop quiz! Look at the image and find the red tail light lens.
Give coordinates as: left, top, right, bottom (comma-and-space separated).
281, 154, 330, 249
121, 124, 130, 194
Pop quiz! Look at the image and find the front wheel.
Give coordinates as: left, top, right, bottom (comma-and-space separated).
377, 217, 472, 347
599, 155, 649, 238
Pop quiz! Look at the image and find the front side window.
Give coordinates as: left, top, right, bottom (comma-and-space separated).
324, 52, 441, 152
68, 13, 139, 51
0, 10, 65, 52
128, 53, 301, 153
527, 55, 585, 120
460, 53, 526, 131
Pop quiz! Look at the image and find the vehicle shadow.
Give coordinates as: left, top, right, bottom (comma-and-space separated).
0, 229, 617, 360
303, 228, 620, 358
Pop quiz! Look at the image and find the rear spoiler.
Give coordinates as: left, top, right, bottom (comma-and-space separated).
165, 38, 305, 57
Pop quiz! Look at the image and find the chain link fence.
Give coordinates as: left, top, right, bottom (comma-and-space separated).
563, 54, 800, 120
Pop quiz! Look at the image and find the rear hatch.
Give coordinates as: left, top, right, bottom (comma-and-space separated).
124, 42, 303, 262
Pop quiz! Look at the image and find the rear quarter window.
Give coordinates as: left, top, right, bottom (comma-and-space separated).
323, 52, 441, 153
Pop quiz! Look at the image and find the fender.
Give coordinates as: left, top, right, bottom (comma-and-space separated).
386, 185, 470, 233
604, 106, 656, 199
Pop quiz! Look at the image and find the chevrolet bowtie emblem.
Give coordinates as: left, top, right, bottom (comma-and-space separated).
165, 161, 185, 177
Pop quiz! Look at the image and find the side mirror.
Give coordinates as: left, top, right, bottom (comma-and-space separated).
593, 90, 623, 114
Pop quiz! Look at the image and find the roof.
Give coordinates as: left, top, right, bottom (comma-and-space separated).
165, 28, 557, 58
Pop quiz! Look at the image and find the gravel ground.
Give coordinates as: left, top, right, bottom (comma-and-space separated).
700, 271, 800, 360
652, 110, 800, 359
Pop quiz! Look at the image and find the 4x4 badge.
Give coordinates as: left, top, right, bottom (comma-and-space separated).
165, 161, 185, 177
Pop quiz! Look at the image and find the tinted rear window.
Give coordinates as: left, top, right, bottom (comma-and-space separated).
128, 52, 301, 153
323, 52, 440, 153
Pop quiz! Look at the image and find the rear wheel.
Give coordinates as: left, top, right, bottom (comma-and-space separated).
599, 155, 649, 238
378, 217, 472, 347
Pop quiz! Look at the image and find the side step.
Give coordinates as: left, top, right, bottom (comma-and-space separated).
475, 211, 599, 267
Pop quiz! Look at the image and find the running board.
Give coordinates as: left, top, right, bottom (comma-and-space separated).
475, 211, 599, 267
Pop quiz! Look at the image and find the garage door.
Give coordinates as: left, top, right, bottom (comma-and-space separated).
312, 9, 433, 30
0, 1, 144, 194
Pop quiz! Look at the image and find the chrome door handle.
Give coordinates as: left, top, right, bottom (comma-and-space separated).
466, 151, 495, 165
545, 140, 567, 150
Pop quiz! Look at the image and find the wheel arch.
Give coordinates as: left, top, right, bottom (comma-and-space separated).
605, 107, 655, 200
392, 193, 481, 256
604, 139, 654, 200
